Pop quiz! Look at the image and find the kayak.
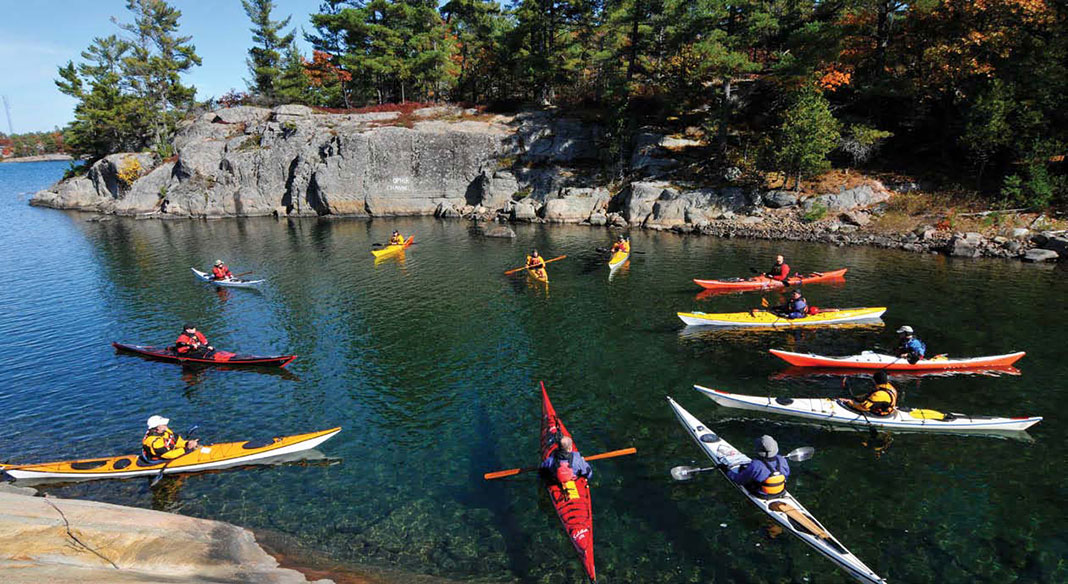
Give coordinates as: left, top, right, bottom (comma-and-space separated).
771, 365, 1022, 380
667, 397, 886, 584
770, 349, 1026, 371
695, 385, 1043, 433
541, 381, 595, 581
371, 235, 414, 258
678, 307, 886, 327
607, 248, 630, 272
694, 268, 847, 291
191, 268, 264, 288
0, 427, 340, 481
113, 342, 297, 368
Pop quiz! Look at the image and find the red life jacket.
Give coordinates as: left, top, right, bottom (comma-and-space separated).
175, 331, 207, 353
212, 265, 232, 279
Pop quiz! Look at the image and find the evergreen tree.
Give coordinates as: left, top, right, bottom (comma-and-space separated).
442, 0, 510, 103
242, 0, 296, 102
775, 85, 840, 189
274, 43, 313, 105
55, 35, 138, 159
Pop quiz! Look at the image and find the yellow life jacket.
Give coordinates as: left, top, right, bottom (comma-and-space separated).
142, 428, 189, 460
564, 479, 581, 500
863, 383, 898, 415
759, 459, 786, 496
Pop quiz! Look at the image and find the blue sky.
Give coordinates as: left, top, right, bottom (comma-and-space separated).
0, 0, 323, 133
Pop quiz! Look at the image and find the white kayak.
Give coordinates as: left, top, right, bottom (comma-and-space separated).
667, 397, 886, 584
191, 267, 265, 288
696, 385, 1043, 432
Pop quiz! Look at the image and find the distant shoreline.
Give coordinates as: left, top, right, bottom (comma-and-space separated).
0, 153, 73, 163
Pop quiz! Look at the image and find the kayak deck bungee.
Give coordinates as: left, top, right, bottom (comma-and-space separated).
371, 235, 414, 258
1, 427, 340, 481
667, 397, 886, 584
770, 349, 1026, 371
541, 382, 595, 581
113, 342, 297, 368
678, 307, 886, 327
190, 268, 265, 288
694, 268, 848, 292
696, 385, 1043, 432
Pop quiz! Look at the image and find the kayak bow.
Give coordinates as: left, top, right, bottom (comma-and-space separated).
1, 427, 340, 481
678, 307, 886, 327
769, 349, 1026, 371
695, 385, 1043, 433
113, 342, 297, 368
667, 397, 886, 584
541, 382, 595, 581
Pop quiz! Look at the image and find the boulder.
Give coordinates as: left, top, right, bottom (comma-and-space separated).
801, 183, 891, 212
1022, 248, 1060, 263
616, 181, 674, 225
435, 199, 461, 218
541, 187, 609, 223
763, 191, 799, 208
1011, 227, 1030, 239
839, 211, 871, 227
511, 200, 538, 222
607, 212, 628, 227
588, 211, 607, 226
483, 224, 516, 238
947, 232, 984, 258
1044, 235, 1068, 259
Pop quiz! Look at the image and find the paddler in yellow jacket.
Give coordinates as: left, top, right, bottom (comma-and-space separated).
388, 230, 405, 246
142, 415, 199, 460
839, 370, 899, 416
610, 235, 630, 254
526, 249, 547, 280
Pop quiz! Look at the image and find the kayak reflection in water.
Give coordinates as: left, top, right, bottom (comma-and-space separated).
895, 325, 927, 364
389, 230, 405, 246
838, 370, 899, 416
174, 323, 214, 358
772, 289, 808, 319
766, 254, 790, 281
541, 436, 592, 488
142, 415, 200, 461
724, 436, 791, 498
211, 259, 233, 281
526, 249, 547, 280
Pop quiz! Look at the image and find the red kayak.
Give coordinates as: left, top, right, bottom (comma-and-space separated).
694, 268, 848, 292
113, 342, 297, 368
769, 348, 1025, 371
541, 381, 596, 581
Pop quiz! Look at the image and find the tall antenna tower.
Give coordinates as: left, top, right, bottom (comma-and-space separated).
1, 96, 12, 135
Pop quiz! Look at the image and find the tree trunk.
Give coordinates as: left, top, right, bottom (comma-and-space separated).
718, 78, 732, 154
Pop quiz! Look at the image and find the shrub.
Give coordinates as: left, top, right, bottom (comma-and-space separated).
803, 202, 828, 222
62, 161, 89, 181
117, 157, 142, 188
840, 124, 893, 167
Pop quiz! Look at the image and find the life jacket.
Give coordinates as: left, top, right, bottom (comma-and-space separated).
175, 331, 207, 354
556, 461, 581, 499
212, 265, 231, 280
389, 234, 404, 245
769, 262, 790, 281
527, 255, 544, 268
613, 240, 630, 253
865, 383, 898, 415
758, 458, 786, 496
142, 428, 181, 460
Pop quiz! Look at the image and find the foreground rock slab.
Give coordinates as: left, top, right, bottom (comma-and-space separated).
0, 490, 330, 584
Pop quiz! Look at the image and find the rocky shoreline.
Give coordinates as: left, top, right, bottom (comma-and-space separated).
1, 153, 74, 163
29, 104, 1066, 264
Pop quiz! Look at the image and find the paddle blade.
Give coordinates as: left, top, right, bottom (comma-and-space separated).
670, 465, 699, 481
785, 446, 815, 462
483, 468, 524, 480
761, 297, 770, 307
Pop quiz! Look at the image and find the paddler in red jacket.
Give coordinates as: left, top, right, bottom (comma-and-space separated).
766, 255, 790, 281
211, 260, 233, 280
526, 249, 547, 280
142, 415, 199, 460
175, 324, 213, 357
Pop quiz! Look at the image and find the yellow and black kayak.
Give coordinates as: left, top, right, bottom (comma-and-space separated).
1, 427, 340, 481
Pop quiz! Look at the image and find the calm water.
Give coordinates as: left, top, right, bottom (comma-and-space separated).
2, 161, 1065, 583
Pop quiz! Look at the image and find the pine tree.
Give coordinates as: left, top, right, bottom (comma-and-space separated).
775, 85, 840, 189
242, 0, 296, 102
274, 43, 313, 105
55, 35, 138, 159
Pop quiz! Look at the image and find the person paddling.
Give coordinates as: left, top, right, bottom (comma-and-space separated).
526, 249, 547, 280
388, 230, 405, 246
724, 435, 790, 498
540, 436, 593, 482
896, 326, 926, 364
610, 235, 630, 254
773, 289, 808, 319
766, 255, 790, 282
839, 370, 899, 416
142, 415, 199, 461
211, 259, 233, 281
175, 324, 213, 357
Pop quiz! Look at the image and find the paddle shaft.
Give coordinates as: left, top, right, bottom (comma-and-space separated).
149, 425, 199, 486
504, 255, 566, 275
484, 446, 636, 480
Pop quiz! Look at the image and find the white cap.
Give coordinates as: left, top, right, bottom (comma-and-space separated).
896, 325, 914, 334
147, 415, 169, 428
214, 259, 223, 266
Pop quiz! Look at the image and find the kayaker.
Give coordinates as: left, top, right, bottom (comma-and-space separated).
389, 230, 405, 246
174, 324, 213, 357
773, 289, 808, 319
724, 435, 790, 498
142, 415, 199, 461
766, 255, 790, 281
895, 326, 927, 364
610, 235, 630, 254
211, 259, 233, 281
540, 436, 593, 481
839, 370, 899, 416
526, 249, 547, 279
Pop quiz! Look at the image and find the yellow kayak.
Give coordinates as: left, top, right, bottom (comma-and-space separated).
1, 427, 340, 481
678, 307, 886, 327
371, 236, 414, 258
528, 266, 549, 283
608, 248, 630, 271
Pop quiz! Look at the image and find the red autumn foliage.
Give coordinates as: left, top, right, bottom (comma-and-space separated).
304, 51, 352, 87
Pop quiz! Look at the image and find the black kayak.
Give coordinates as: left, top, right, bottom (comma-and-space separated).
112, 342, 297, 368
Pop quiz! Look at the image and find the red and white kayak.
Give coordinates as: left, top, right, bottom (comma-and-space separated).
769, 349, 1026, 371
541, 381, 596, 581
694, 268, 847, 292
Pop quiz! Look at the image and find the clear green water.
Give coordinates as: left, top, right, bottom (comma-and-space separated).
2, 161, 1065, 583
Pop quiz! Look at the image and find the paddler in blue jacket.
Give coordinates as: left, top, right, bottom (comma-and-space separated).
896, 325, 927, 364
540, 436, 593, 481
774, 289, 808, 319
725, 435, 790, 498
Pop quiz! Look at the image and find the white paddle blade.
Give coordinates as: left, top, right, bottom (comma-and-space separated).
786, 446, 815, 462
671, 465, 698, 481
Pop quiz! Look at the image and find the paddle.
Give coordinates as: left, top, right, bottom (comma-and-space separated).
149, 425, 199, 487
503, 255, 567, 275
483, 447, 637, 480
231, 271, 253, 278
670, 447, 815, 481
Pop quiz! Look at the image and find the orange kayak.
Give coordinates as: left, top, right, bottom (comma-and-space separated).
694, 268, 848, 292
